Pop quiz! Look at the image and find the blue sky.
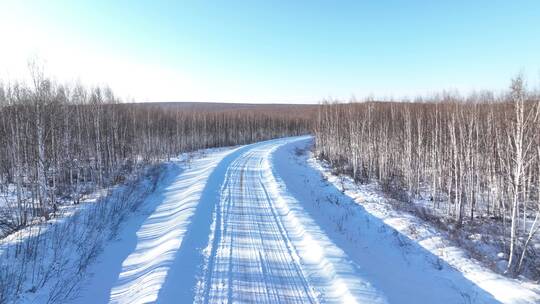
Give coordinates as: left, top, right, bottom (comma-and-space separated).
1, 1, 539, 103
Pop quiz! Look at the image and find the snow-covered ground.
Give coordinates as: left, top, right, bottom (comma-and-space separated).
8, 136, 539, 303
283, 137, 540, 304
0, 164, 164, 303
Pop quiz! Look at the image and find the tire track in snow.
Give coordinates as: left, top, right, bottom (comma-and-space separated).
197, 137, 384, 303
76, 137, 385, 303
197, 144, 318, 303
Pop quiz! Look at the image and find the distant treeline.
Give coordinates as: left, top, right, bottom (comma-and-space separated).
314, 76, 540, 277
0, 69, 312, 233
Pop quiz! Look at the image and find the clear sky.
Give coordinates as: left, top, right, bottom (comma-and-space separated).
1, 1, 539, 103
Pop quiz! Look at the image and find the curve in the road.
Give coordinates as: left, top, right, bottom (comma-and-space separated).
193, 137, 385, 304
198, 148, 318, 303
74, 136, 516, 304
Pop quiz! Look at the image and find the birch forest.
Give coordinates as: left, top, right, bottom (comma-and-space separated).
314, 76, 540, 278
0, 71, 310, 236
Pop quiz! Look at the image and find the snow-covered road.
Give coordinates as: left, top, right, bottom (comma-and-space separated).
73, 136, 539, 304
194, 140, 384, 304
199, 146, 319, 303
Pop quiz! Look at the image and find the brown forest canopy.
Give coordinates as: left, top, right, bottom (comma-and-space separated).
0, 75, 314, 231
314, 77, 540, 276
2, 70, 540, 277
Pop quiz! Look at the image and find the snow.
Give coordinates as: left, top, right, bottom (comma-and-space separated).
6, 136, 539, 303
0, 164, 163, 303
299, 138, 540, 303
74, 146, 242, 303
194, 138, 384, 303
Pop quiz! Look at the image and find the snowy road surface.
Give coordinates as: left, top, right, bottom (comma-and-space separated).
74, 136, 539, 304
